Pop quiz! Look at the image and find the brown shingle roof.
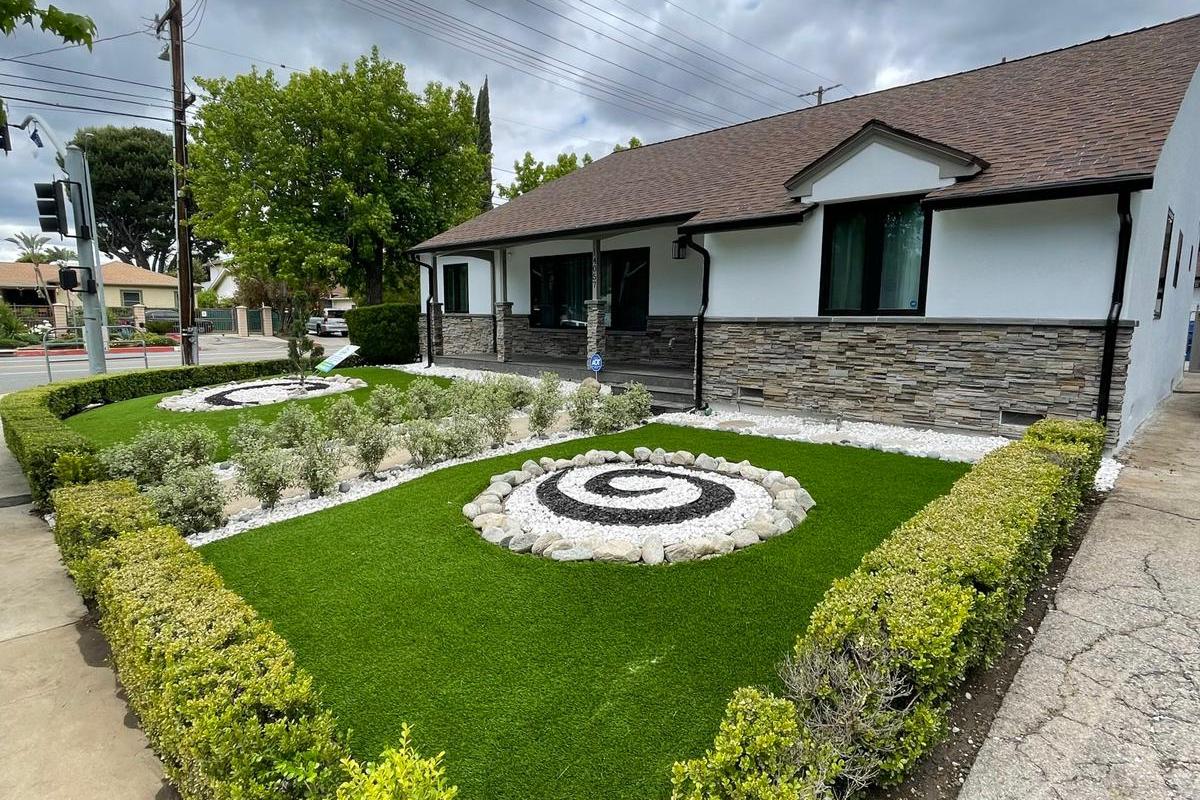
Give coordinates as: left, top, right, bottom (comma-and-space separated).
417, 15, 1200, 252
0, 261, 180, 289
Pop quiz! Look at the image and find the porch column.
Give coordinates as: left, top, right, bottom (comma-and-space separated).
495, 301, 514, 362
429, 256, 444, 356
587, 238, 606, 358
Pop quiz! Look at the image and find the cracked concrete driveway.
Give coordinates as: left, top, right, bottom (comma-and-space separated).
962, 378, 1200, 800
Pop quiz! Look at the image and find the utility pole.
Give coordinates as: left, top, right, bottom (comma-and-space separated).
157, 0, 197, 365
799, 83, 842, 106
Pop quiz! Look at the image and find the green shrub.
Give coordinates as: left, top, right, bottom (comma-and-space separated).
593, 384, 652, 434
86, 525, 350, 799
477, 383, 514, 446
527, 372, 562, 437
146, 464, 226, 536
52, 451, 105, 487
235, 447, 295, 509
228, 417, 274, 455
367, 384, 406, 425
398, 419, 444, 467
296, 440, 343, 497
345, 303, 419, 365
490, 374, 533, 410
443, 380, 483, 415
671, 687, 817, 800
101, 423, 219, 487
51, 480, 159, 595
272, 404, 323, 450
402, 378, 446, 421
565, 382, 601, 433
676, 421, 1104, 796
334, 725, 458, 800
324, 395, 363, 440
0, 359, 290, 504
442, 412, 484, 459
350, 416, 395, 477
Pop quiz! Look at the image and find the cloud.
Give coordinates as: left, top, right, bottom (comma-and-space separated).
2, 0, 1198, 259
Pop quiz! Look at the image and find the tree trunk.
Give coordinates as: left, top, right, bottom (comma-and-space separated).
364, 245, 384, 305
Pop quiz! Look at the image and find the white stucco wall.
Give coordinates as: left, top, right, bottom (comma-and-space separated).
500, 227, 702, 316
418, 255, 494, 315
805, 140, 954, 204
925, 196, 1118, 318
705, 212, 823, 317
1117, 64, 1200, 447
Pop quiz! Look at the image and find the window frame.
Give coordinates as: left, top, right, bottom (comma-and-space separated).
120, 289, 143, 307
528, 248, 651, 331
442, 262, 469, 314
818, 195, 931, 317
1154, 208, 1173, 319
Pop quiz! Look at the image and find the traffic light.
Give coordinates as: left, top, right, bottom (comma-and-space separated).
35, 181, 69, 236
0, 101, 11, 154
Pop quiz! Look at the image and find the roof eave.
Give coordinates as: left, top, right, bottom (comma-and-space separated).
409, 211, 699, 255
922, 174, 1154, 210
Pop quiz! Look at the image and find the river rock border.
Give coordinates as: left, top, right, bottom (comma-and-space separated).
462, 447, 815, 564
157, 374, 367, 412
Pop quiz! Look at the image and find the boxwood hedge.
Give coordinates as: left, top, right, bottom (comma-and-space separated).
344, 303, 418, 365
0, 359, 290, 505
672, 419, 1106, 800
53, 481, 454, 800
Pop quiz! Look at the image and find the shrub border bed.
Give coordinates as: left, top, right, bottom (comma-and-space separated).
671, 419, 1106, 800
0, 360, 290, 505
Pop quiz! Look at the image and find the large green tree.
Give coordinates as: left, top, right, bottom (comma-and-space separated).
0, 1, 94, 45
190, 50, 485, 306
497, 137, 641, 200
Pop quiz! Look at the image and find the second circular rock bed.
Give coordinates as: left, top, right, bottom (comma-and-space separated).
463, 447, 814, 564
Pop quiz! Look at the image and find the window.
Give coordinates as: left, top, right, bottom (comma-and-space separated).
601, 248, 649, 331
1172, 230, 1183, 288
529, 248, 651, 330
1154, 208, 1173, 319
443, 263, 468, 313
120, 289, 143, 307
820, 196, 929, 315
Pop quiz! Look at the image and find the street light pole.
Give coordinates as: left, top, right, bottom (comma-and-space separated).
157, 0, 197, 365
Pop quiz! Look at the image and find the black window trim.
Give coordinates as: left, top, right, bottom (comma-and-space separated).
442, 261, 469, 314
527, 246, 651, 332
818, 194, 932, 317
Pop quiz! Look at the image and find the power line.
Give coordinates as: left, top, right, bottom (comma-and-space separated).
659, 0, 850, 93
0, 80, 177, 112
0, 70, 168, 102
453, 0, 753, 122
186, 40, 302, 72
0, 57, 174, 93
1, 94, 171, 123
343, 0, 719, 131
599, 0, 809, 97
10, 28, 148, 60
541, 0, 794, 113
368, 0, 731, 127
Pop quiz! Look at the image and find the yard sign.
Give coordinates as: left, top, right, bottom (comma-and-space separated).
315, 344, 360, 373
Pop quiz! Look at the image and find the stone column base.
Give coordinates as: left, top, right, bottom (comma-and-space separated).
495, 302, 514, 362
585, 299, 607, 358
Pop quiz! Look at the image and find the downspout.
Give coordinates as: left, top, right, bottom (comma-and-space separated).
1096, 190, 1133, 426
674, 235, 711, 410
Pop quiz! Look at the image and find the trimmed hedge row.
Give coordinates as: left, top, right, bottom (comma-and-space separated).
53, 481, 455, 800
0, 359, 290, 504
344, 303, 419, 365
672, 419, 1106, 800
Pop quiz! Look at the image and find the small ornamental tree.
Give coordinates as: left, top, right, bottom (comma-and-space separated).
288, 322, 321, 387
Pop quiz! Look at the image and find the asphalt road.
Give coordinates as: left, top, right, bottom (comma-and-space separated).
0, 335, 301, 394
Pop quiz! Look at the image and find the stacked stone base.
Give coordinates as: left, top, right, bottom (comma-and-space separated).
702, 318, 1131, 445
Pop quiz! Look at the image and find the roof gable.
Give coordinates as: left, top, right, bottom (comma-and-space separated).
784, 120, 987, 202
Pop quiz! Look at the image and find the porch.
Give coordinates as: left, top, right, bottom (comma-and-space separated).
434, 352, 695, 412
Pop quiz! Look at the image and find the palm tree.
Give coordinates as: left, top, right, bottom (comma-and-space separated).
44, 246, 77, 264
5, 232, 52, 264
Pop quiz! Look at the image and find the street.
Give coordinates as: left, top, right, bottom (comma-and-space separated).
0, 335, 297, 393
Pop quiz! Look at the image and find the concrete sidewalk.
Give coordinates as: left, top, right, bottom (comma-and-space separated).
0, 446, 169, 798
962, 378, 1200, 800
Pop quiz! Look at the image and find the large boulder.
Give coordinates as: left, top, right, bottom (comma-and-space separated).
641, 533, 664, 565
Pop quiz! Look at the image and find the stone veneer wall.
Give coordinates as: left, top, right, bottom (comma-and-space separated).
506, 315, 697, 366
441, 314, 494, 355
702, 318, 1133, 444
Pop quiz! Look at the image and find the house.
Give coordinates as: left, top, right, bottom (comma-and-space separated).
0, 260, 180, 315
413, 16, 1200, 449
200, 259, 356, 313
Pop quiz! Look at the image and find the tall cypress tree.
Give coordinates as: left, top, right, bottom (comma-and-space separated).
475, 76, 493, 213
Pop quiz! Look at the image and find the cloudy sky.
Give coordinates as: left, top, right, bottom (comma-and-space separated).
2, 0, 1199, 260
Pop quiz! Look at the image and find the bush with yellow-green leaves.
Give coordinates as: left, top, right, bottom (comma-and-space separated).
52, 481, 454, 800
672, 419, 1105, 800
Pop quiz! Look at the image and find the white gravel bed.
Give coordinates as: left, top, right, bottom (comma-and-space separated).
185, 429, 596, 547
386, 361, 593, 392
159, 374, 365, 412
657, 408, 1122, 492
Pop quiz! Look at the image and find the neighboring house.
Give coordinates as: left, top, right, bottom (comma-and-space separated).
200, 260, 356, 313
0, 260, 180, 312
413, 16, 1200, 449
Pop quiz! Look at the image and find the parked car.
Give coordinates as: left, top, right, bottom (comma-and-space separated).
306, 315, 349, 336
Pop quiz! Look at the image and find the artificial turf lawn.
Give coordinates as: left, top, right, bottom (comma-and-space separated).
63, 366, 448, 461
200, 423, 967, 800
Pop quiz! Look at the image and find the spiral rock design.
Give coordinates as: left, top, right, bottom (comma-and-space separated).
537, 467, 736, 525
205, 380, 332, 407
